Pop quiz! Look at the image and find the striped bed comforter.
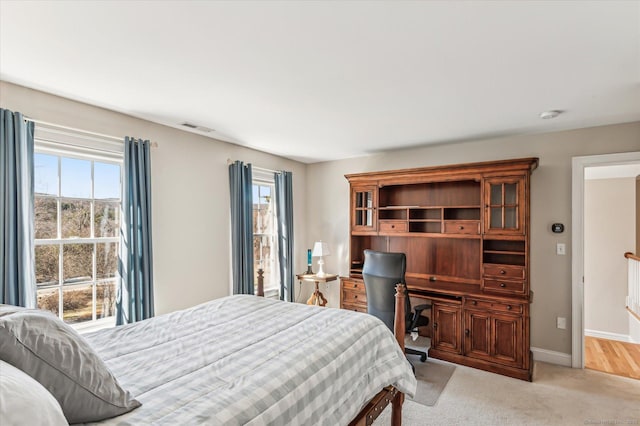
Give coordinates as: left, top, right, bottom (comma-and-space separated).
84, 295, 416, 425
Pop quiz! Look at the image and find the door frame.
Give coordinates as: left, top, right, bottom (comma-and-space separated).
571, 151, 640, 368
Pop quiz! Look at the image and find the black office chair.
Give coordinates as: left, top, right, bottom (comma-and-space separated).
362, 249, 431, 363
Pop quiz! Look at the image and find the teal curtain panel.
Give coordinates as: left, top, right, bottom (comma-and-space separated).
0, 109, 35, 307
229, 161, 254, 295
275, 171, 294, 302
117, 137, 154, 324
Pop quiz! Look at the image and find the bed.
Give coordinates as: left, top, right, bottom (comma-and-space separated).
0, 291, 415, 426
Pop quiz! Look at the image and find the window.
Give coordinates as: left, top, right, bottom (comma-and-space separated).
34, 150, 122, 326
253, 176, 279, 298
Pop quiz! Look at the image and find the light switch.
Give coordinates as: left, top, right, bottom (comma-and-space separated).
557, 317, 567, 329
556, 243, 566, 255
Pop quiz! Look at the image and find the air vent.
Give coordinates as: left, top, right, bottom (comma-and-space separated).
539, 110, 562, 120
181, 122, 214, 133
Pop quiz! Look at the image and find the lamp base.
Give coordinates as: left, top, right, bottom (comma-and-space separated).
316, 258, 326, 277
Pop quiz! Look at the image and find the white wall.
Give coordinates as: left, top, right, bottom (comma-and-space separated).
637, 177, 640, 254
584, 178, 635, 339
306, 122, 640, 355
4, 79, 640, 356
0, 81, 308, 315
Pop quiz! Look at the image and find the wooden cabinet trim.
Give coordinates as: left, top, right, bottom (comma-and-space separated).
345, 157, 538, 183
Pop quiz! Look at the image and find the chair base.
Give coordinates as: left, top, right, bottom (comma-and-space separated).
406, 347, 427, 362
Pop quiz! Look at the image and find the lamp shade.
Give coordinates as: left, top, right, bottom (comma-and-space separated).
312, 241, 330, 257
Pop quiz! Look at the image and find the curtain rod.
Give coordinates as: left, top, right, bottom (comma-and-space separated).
25, 117, 158, 148
227, 158, 281, 174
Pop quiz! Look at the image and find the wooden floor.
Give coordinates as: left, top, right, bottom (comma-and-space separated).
585, 336, 640, 380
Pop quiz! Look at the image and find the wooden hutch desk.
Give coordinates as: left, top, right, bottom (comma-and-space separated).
340, 157, 538, 381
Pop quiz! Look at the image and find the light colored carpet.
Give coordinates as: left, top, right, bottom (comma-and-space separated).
374, 360, 640, 425
406, 354, 455, 406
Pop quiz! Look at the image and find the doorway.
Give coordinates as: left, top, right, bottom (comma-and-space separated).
572, 152, 640, 374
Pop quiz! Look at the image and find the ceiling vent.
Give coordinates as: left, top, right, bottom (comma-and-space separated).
181, 122, 214, 133
539, 110, 563, 120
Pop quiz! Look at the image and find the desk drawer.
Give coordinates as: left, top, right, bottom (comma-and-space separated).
343, 289, 367, 305
483, 279, 526, 295
483, 264, 525, 280
342, 303, 367, 313
444, 220, 480, 235
342, 279, 366, 292
379, 220, 408, 233
465, 298, 523, 315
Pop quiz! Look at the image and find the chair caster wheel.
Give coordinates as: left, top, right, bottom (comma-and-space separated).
420, 354, 427, 362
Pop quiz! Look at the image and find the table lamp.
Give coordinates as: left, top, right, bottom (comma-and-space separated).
312, 241, 330, 277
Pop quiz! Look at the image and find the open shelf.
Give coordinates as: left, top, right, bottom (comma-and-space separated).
483, 239, 526, 266
378, 208, 408, 220
444, 207, 480, 220
378, 180, 481, 207
409, 222, 442, 233
484, 250, 524, 256
409, 208, 441, 220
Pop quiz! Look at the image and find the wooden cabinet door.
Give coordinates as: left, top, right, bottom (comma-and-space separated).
432, 303, 461, 354
464, 303, 524, 368
491, 313, 523, 367
351, 185, 377, 233
464, 310, 491, 360
483, 176, 526, 235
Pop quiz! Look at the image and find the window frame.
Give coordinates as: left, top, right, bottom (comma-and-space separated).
34, 144, 123, 328
252, 172, 280, 298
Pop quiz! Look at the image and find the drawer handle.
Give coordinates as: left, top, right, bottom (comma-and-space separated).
507, 305, 512, 310
429, 276, 437, 282
500, 283, 506, 288
391, 225, 395, 228
354, 295, 358, 299
500, 269, 506, 275
465, 329, 469, 336
433, 322, 438, 329
459, 226, 464, 230
471, 300, 477, 305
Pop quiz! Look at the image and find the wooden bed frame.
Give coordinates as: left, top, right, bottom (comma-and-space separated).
257, 271, 407, 425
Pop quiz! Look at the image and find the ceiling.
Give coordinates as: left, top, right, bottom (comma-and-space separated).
1, 1, 639, 164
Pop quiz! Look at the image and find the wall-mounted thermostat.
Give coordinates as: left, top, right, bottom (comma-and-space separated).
551, 223, 564, 233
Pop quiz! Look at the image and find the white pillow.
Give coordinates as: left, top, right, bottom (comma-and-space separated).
0, 360, 68, 426
0, 305, 140, 423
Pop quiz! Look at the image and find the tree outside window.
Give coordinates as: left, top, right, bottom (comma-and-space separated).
34, 152, 121, 324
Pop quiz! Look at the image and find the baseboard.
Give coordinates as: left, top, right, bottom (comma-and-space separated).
584, 329, 633, 343
531, 347, 572, 367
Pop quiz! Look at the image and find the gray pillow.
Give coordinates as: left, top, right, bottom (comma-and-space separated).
0, 305, 140, 423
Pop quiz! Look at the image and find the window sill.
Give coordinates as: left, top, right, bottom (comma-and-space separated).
262, 287, 280, 300
72, 316, 116, 334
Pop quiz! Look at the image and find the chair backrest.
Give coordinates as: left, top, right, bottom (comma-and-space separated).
362, 250, 406, 332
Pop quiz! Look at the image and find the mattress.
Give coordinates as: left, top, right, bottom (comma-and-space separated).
84, 295, 416, 425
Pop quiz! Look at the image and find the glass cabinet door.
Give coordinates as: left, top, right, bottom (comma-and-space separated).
351, 185, 377, 232
484, 177, 525, 235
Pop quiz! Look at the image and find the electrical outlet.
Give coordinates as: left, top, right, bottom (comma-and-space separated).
556, 243, 566, 255
557, 317, 567, 329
